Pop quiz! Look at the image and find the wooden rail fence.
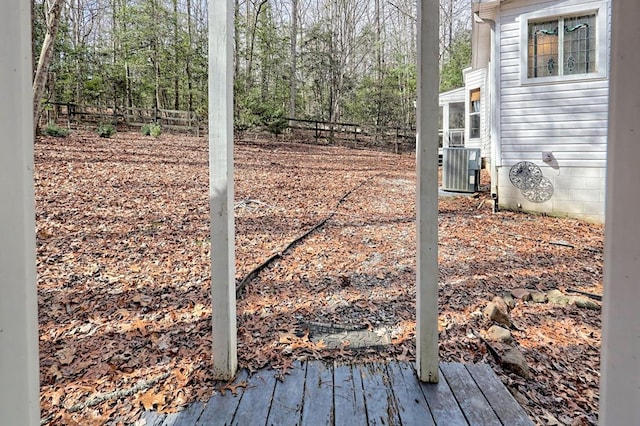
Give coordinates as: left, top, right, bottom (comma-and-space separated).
287, 118, 416, 153
45, 103, 202, 136
44, 104, 419, 153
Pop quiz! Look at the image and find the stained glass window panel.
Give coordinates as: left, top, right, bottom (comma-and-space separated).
563, 14, 596, 75
528, 20, 559, 78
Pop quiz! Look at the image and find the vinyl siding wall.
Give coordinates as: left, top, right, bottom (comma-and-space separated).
496, 0, 610, 223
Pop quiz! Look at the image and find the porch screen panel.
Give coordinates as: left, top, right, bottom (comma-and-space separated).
438, 106, 444, 148
449, 102, 464, 128
564, 14, 596, 75
449, 102, 465, 146
528, 20, 559, 77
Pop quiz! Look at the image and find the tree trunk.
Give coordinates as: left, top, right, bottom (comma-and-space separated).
246, 0, 268, 82
33, 0, 65, 133
288, 0, 298, 121
173, 0, 180, 110
186, 0, 194, 112
125, 61, 133, 108
112, 0, 119, 112
119, 0, 134, 109
375, 0, 383, 134
31, 0, 36, 78
151, 0, 161, 116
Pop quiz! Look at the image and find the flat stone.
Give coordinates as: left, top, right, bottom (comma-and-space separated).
501, 347, 531, 379
547, 289, 570, 306
484, 302, 513, 328
530, 291, 548, 303
484, 325, 512, 343
570, 296, 601, 310
510, 288, 532, 301
311, 328, 391, 349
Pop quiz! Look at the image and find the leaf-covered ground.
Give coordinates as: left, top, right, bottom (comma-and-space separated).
36, 131, 603, 425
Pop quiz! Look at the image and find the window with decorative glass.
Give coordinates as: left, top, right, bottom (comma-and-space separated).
527, 13, 596, 78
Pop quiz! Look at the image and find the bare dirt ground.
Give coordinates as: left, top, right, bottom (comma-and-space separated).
36, 130, 603, 425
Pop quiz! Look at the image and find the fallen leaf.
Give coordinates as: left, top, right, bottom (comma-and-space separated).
137, 390, 166, 411
56, 346, 76, 365
218, 380, 247, 396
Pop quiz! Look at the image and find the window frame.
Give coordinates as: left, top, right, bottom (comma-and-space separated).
469, 88, 481, 140
519, 1, 608, 85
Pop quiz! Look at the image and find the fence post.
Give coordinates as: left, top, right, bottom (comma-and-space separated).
69, 103, 76, 124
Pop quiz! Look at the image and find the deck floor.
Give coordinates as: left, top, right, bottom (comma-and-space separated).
139, 361, 533, 426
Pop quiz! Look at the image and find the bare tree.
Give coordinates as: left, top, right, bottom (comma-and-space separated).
289, 0, 298, 120
33, 0, 65, 133
439, 0, 470, 65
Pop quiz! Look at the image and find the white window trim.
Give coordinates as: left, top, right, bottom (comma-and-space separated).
519, 0, 608, 85
468, 88, 481, 140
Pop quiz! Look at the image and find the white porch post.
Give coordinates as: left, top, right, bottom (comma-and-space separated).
0, 0, 40, 423
209, 0, 237, 379
416, 0, 440, 383
600, 1, 640, 423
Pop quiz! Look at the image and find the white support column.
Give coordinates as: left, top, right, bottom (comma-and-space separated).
416, 0, 440, 383
209, 0, 237, 380
0, 1, 40, 423
600, 1, 640, 423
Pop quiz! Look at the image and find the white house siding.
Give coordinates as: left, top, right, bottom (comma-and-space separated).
439, 87, 465, 104
464, 68, 491, 160
496, 0, 610, 223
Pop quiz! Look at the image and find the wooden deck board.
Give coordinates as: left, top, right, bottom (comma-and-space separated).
358, 363, 402, 426
195, 369, 248, 425
440, 362, 502, 426
465, 364, 534, 426
350, 365, 368, 424
388, 362, 435, 426
139, 410, 166, 426
138, 362, 531, 425
160, 402, 205, 426
266, 361, 306, 426
416, 363, 468, 425
301, 361, 334, 425
334, 364, 367, 425
231, 367, 277, 425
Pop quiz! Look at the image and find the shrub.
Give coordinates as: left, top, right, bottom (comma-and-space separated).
253, 103, 288, 136
265, 112, 288, 136
44, 123, 69, 137
142, 123, 162, 137
149, 124, 162, 137
97, 123, 115, 138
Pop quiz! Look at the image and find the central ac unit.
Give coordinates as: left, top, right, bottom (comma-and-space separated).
442, 147, 481, 192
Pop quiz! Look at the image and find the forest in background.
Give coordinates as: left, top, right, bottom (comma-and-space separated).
32, 0, 472, 132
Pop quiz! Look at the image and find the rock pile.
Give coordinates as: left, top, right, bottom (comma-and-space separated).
479, 288, 600, 379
